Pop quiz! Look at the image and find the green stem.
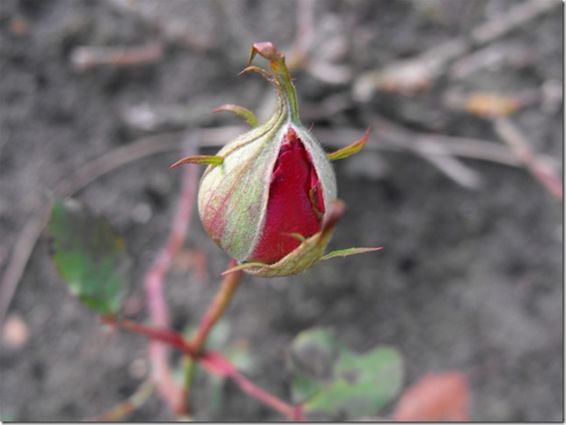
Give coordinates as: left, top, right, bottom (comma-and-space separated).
277, 63, 300, 123
182, 355, 197, 412
248, 42, 301, 123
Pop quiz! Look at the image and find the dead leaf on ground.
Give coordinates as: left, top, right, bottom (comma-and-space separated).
393, 371, 470, 421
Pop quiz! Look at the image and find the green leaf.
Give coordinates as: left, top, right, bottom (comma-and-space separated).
289, 328, 341, 404
321, 247, 383, 261
289, 328, 403, 420
47, 199, 131, 315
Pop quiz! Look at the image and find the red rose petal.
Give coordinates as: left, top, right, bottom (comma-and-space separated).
250, 127, 325, 263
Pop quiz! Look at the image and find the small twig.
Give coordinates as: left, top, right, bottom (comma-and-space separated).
353, 0, 559, 98
89, 379, 154, 421
70, 42, 164, 71
300, 96, 557, 170
413, 139, 482, 189
449, 43, 534, 80
470, 0, 559, 46
54, 132, 182, 197
369, 117, 482, 189
493, 117, 563, 200
143, 136, 200, 415
0, 208, 51, 326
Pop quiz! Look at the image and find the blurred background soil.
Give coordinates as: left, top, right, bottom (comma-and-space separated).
0, 0, 563, 421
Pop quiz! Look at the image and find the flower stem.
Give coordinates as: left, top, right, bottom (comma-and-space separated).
182, 259, 243, 410
190, 259, 243, 353
248, 42, 301, 123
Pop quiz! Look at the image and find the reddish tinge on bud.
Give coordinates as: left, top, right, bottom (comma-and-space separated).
171, 42, 379, 277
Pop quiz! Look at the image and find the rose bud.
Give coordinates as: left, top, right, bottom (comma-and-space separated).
171, 42, 380, 277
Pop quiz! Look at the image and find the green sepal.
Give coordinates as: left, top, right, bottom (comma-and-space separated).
238, 65, 274, 82
170, 155, 224, 168
321, 246, 382, 261
221, 261, 268, 276
213, 104, 258, 128
327, 128, 370, 161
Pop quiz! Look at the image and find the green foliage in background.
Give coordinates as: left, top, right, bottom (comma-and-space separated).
47, 199, 131, 315
289, 327, 403, 420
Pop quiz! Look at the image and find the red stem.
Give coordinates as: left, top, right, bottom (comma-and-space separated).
201, 351, 305, 420
102, 316, 196, 355
103, 317, 304, 421
143, 143, 199, 415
